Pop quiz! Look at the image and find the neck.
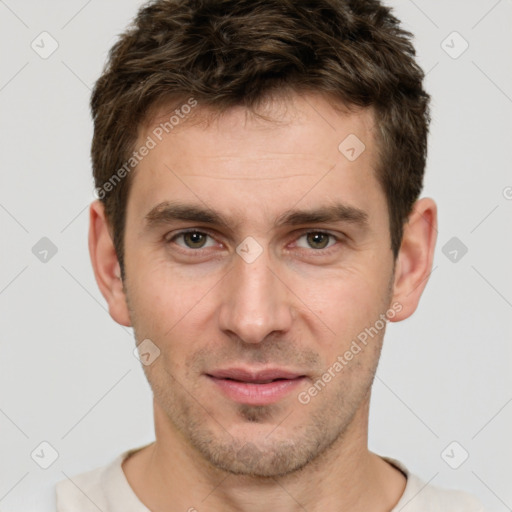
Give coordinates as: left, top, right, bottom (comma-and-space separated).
123, 392, 407, 512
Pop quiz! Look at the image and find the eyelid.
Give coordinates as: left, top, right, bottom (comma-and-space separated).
166, 228, 219, 248
291, 229, 343, 251
166, 228, 344, 254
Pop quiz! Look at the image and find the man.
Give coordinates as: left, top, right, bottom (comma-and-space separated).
56, 0, 487, 510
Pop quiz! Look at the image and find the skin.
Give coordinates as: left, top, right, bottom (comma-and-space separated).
89, 91, 437, 511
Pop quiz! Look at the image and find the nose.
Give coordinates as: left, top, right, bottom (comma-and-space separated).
217, 245, 294, 344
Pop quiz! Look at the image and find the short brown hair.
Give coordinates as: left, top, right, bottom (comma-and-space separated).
91, 0, 430, 275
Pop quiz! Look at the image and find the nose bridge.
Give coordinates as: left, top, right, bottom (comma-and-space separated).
218, 244, 292, 344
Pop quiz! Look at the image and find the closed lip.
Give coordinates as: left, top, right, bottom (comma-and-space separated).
206, 367, 306, 383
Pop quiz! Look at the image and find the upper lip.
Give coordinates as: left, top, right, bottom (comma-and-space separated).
207, 368, 305, 383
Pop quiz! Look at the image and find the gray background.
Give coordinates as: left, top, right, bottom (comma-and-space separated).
0, 0, 511, 510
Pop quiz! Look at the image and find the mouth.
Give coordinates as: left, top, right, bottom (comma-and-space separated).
206, 368, 307, 405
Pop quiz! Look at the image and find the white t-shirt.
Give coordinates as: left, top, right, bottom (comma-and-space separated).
55, 444, 487, 511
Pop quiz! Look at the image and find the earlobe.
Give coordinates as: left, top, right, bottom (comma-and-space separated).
389, 197, 438, 323
88, 200, 132, 327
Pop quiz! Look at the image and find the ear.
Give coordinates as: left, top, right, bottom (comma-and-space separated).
88, 200, 131, 327
389, 197, 438, 322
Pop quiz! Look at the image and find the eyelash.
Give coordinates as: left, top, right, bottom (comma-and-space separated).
165, 229, 343, 256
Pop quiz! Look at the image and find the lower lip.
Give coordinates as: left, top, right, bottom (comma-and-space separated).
208, 376, 306, 405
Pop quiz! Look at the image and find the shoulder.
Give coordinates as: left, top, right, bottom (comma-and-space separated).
402, 473, 487, 511
55, 462, 111, 512
383, 456, 488, 512
55, 444, 152, 512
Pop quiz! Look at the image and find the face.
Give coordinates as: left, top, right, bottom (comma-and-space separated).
121, 93, 397, 477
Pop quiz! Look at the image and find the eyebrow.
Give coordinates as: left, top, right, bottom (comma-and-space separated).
144, 200, 369, 232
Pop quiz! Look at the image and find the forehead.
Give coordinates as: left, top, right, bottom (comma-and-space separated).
141, 92, 377, 166
127, 92, 386, 231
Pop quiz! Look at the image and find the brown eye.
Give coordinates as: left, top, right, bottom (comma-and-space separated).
182, 231, 208, 248
168, 230, 215, 250
304, 232, 333, 249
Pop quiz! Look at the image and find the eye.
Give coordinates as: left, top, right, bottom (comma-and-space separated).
168, 230, 217, 250
295, 231, 338, 250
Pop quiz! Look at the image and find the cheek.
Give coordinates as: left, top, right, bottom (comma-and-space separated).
301, 268, 382, 317
127, 264, 218, 353
294, 267, 390, 355
129, 253, 197, 308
